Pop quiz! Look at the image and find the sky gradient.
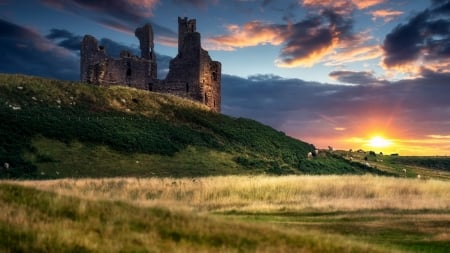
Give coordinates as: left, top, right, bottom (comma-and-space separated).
1, 0, 450, 155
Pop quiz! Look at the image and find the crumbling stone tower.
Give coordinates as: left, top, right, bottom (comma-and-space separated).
80, 24, 157, 90
165, 17, 221, 112
80, 17, 221, 112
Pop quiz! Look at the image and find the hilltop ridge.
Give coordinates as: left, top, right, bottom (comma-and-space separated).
0, 74, 384, 178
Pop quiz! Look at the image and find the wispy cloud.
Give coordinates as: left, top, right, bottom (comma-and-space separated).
427, 135, 450, 139
209, 22, 284, 48
323, 32, 383, 66
172, 0, 218, 9
40, 0, 178, 42
301, 0, 385, 13
301, 0, 354, 14
328, 70, 387, 85
41, 0, 159, 21
371, 9, 403, 22
351, 0, 385, 9
325, 44, 382, 66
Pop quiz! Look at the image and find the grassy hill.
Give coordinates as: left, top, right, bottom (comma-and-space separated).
0, 74, 386, 178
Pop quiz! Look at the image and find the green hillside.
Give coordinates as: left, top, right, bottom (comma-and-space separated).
0, 74, 384, 178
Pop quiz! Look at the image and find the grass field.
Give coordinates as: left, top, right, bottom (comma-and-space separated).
335, 150, 450, 180
2, 175, 449, 252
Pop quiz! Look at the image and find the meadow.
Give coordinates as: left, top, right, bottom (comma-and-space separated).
2, 175, 450, 252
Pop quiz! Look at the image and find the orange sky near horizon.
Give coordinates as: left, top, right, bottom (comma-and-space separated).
303, 134, 450, 156
294, 114, 450, 156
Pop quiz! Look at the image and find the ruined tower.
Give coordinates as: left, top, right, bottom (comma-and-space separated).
165, 17, 221, 112
80, 17, 221, 112
135, 24, 157, 81
80, 24, 157, 90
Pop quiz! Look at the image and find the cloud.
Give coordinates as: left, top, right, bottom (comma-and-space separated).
46, 29, 83, 51
172, 0, 218, 9
210, 8, 355, 67
40, 0, 177, 45
279, 9, 354, 67
222, 69, 450, 149
45, 29, 138, 57
427, 135, 450, 139
209, 0, 387, 67
325, 44, 382, 66
44, 28, 172, 78
351, 0, 384, 9
328, 70, 387, 85
301, 0, 353, 14
301, 0, 384, 13
0, 18, 79, 80
96, 18, 135, 34
41, 0, 158, 22
382, 0, 450, 74
0, 19, 172, 81
371, 9, 403, 22
209, 22, 284, 48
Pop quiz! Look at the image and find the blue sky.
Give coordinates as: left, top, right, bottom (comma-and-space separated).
1, 0, 450, 155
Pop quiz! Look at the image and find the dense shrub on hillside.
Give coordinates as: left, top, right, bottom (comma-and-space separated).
0, 74, 320, 178
0, 74, 387, 178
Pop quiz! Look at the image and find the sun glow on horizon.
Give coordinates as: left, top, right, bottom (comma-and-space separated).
368, 136, 393, 148
309, 134, 448, 156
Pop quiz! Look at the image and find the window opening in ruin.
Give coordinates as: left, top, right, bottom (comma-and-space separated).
126, 62, 132, 77
212, 72, 217, 81
98, 46, 104, 51
186, 82, 189, 93
126, 61, 132, 86
204, 93, 208, 105
148, 83, 153, 91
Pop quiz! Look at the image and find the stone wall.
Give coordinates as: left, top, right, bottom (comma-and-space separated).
80, 17, 221, 112
163, 17, 221, 112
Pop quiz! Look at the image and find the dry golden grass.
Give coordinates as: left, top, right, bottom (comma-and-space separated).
3, 175, 449, 252
12, 175, 450, 212
1, 182, 397, 253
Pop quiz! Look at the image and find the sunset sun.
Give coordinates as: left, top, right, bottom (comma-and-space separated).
368, 136, 392, 148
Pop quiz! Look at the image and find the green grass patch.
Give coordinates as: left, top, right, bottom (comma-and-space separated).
221, 209, 450, 253
24, 137, 241, 178
388, 156, 450, 171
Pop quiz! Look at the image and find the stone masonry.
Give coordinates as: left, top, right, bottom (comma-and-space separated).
80, 17, 221, 112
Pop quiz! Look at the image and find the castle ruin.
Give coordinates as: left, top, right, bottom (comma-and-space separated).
80, 17, 221, 112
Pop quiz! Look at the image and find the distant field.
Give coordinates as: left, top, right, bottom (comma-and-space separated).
335, 150, 450, 180
2, 175, 450, 252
